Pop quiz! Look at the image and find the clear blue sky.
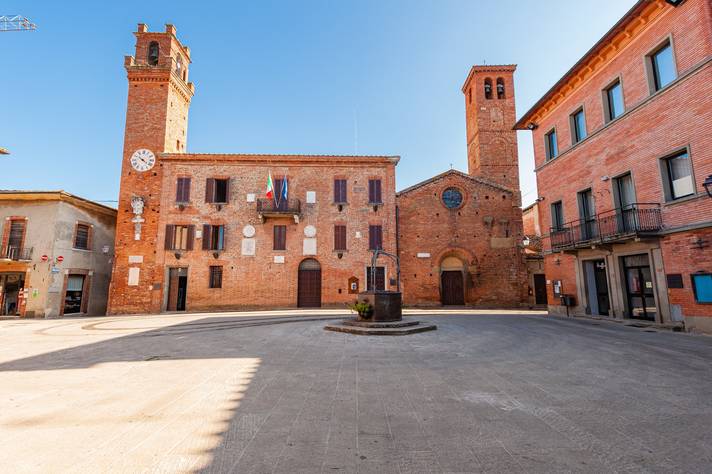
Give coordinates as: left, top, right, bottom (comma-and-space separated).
1, 0, 637, 207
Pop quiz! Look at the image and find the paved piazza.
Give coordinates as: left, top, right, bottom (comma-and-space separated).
1, 310, 712, 473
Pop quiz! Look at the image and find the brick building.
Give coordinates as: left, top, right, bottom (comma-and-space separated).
108, 25, 526, 314
397, 65, 526, 307
515, 0, 712, 331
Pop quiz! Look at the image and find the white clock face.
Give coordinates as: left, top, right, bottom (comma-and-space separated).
130, 149, 156, 172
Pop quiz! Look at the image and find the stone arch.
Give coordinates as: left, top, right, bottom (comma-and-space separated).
484, 78, 493, 100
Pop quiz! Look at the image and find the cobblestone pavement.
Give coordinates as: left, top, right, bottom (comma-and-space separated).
1, 310, 711, 473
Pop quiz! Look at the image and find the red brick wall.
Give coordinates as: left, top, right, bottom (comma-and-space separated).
153, 155, 397, 311
527, 0, 712, 321
397, 172, 526, 307
660, 227, 712, 319
462, 65, 521, 199
522, 203, 540, 237
108, 25, 194, 314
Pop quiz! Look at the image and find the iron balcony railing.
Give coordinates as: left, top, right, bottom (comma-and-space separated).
256, 198, 301, 215
0, 246, 33, 261
550, 203, 662, 251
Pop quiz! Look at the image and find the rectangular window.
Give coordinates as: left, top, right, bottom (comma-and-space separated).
205, 178, 229, 203
334, 179, 347, 204
368, 179, 382, 204
334, 225, 347, 251
545, 129, 558, 161
164, 224, 194, 251
176, 177, 191, 203
604, 80, 624, 122
366, 266, 386, 291
613, 173, 635, 209
551, 201, 564, 230
73, 223, 91, 250
570, 108, 587, 144
273, 225, 287, 251
209, 266, 223, 289
691, 273, 712, 304
661, 150, 694, 201
648, 40, 676, 92
7, 219, 25, 248
202, 224, 225, 251
368, 225, 383, 250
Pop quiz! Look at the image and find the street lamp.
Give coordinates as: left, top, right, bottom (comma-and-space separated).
704, 175, 712, 198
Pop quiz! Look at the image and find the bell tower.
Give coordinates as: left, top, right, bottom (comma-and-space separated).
108, 24, 195, 314
462, 65, 520, 204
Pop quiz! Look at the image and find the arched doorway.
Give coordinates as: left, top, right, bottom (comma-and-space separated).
440, 256, 465, 306
298, 258, 321, 307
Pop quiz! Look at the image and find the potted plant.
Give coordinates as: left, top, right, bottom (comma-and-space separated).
348, 300, 373, 320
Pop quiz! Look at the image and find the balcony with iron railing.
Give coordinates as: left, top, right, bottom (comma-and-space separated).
0, 246, 33, 261
550, 203, 663, 251
256, 198, 302, 224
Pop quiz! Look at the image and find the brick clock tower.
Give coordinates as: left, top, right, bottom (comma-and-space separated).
462, 65, 521, 205
107, 24, 194, 314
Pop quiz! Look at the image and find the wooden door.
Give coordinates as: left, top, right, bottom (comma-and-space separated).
533, 274, 548, 305
441, 271, 464, 305
167, 268, 187, 311
298, 259, 321, 307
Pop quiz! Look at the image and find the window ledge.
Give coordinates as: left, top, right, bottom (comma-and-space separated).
72, 248, 92, 252
662, 193, 703, 208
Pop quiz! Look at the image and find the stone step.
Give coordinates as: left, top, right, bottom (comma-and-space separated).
341, 319, 420, 328
324, 321, 437, 336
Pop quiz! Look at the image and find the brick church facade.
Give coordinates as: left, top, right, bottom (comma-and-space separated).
107, 25, 526, 314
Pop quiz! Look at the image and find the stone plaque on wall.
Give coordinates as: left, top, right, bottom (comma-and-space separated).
303, 238, 317, 256
241, 238, 256, 256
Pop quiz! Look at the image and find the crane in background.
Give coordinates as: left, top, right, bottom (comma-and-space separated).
0, 15, 37, 32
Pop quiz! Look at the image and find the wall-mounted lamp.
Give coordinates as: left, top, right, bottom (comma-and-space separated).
600, 175, 610, 182
535, 196, 545, 202
526, 122, 538, 130
703, 174, 712, 198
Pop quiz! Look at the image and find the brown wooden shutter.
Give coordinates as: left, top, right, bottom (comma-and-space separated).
368, 225, 375, 250
334, 225, 346, 250
176, 179, 184, 202
165, 225, 175, 250
274, 225, 286, 250
368, 180, 374, 203
186, 225, 195, 250
225, 178, 230, 203
219, 225, 226, 250
205, 178, 215, 203
202, 224, 211, 250
376, 226, 383, 249
334, 179, 347, 203
375, 179, 382, 203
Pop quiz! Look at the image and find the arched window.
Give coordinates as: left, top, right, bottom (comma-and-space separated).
468, 88, 472, 104
496, 77, 505, 99
484, 78, 493, 99
175, 54, 182, 74
148, 41, 160, 66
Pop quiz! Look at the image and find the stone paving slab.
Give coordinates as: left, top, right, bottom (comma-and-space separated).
0, 310, 711, 472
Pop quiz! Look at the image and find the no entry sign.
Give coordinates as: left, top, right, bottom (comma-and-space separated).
56, 255, 64, 263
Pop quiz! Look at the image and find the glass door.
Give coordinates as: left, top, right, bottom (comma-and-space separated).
578, 189, 596, 240
623, 255, 656, 321
614, 174, 636, 233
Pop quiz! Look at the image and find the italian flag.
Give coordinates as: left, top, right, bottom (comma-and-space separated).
266, 171, 274, 199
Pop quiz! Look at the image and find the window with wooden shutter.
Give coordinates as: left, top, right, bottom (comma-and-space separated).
186, 225, 195, 250
205, 225, 225, 250
202, 224, 211, 250
205, 178, 215, 203
273, 225, 286, 250
368, 225, 383, 250
368, 179, 382, 204
176, 177, 191, 203
214, 179, 229, 203
334, 225, 346, 251
7, 219, 25, 249
209, 266, 223, 289
334, 179, 347, 204
165, 224, 175, 250
73, 223, 91, 250
366, 266, 386, 291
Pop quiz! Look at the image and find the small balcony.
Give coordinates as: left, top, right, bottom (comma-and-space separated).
550, 203, 662, 252
0, 246, 33, 262
256, 198, 302, 224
